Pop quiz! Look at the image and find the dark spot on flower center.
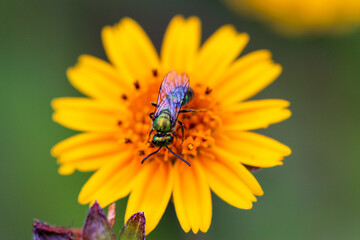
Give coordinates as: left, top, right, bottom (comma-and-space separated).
134, 80, 140, 90
188, 122, 196, 129
125, 138, 132, 144
205, 87, 212, 95
117, 120, 123, 126
152, 69, 158, 77
121, 94, 128, 100
138, 150, 145, 156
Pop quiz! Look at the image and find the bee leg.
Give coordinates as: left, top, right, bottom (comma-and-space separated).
165, 146, 191, 166
142, 147, 162, 164
151, 102, 158, 107
172, 130, 178, 140
177, 120, 185, 144
179, 109, 206, 113
149, 112, 154, 120
147, 128, 154, 142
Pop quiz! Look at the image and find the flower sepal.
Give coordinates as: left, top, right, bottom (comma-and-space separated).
118, 212, 146, 240
33, 219, 78, 240
82, 201, 116, 240
33, 202, 145, 240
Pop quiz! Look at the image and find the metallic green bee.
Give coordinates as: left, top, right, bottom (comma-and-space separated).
141, 70, 196, 166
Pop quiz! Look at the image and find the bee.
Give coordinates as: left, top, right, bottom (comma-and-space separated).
141, 70, 197, 166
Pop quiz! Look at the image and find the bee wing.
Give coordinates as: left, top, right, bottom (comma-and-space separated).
156, 70, 177, 106
155, 71, 190, 126
168, 73, 190, 126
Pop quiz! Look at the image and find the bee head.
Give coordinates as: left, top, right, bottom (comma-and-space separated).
152, 133, 174, 147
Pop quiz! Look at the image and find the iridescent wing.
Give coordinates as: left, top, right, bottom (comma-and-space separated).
154, 70, 190, 127
155, 70, 178, 107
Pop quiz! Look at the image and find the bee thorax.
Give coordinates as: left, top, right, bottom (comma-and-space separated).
153, 112, 172, 132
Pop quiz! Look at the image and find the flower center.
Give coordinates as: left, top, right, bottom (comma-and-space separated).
119, 70, 221, 164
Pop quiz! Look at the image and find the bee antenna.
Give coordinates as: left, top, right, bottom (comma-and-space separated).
165, 146, 191, 166
141, 147, 162, 164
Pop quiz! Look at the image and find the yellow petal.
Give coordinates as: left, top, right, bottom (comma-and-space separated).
78, 151, 133, 205
199, 155, 258, 209
193, 25, 249, 86
218, 58, 283, 104
160, 15, 201, 74
215, 131, 291, 168
67, 55, 131, 100
58, 152, 127, 174
212, 143, 282, 168
125, 160, 174, 235
52, 97, 127, 132
51, 133, 114, 157
52, 132, 125, 173
173, 160, 212, 233
90, 158, 143, 207
58, 164, 75, 175
214, 49, 271, 91
55, 136, 123, 164
222, 99, 291, 131
222, 131, 292, 157
210, 150, 264, 196
102, 18, 160, 84
226, 99, 290, 112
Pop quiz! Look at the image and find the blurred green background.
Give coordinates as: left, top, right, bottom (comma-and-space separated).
1, 0, 360, 239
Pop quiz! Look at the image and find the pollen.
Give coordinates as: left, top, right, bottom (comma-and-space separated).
126, 77, 220, 164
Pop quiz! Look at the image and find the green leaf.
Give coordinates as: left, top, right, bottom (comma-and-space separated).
118, 212, 146, 240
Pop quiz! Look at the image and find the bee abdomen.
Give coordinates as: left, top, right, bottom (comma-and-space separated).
181, 87, 194, 106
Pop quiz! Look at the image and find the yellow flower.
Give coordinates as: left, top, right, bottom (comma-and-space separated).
224, 0, 360, 35
51, 15, 291, 234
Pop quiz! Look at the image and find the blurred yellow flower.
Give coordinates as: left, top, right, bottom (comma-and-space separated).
51, 15, 291, 234
224, 0, 360, 35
